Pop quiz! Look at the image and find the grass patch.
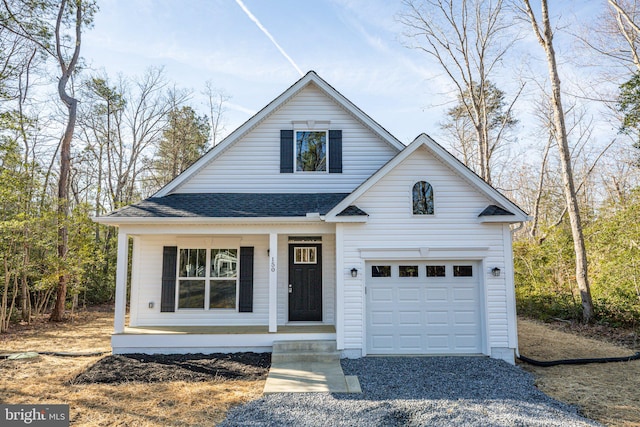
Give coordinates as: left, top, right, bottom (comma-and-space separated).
518, 317, 640, 426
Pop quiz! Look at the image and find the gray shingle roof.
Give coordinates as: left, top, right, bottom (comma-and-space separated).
107, 193, 351, 218
337, 205, 368, 216
478, 205, 515, 216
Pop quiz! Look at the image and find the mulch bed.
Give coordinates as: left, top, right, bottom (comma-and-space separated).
71, 352, 271, 384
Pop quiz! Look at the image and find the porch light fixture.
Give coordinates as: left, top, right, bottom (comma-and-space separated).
351, 268, 358, 278
491, 267, 501, 277
148, 301, 154, 309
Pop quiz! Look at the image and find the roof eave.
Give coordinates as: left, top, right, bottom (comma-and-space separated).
325, 216, 369, 223
92, 215, 329, 226
477, 215, 530, 224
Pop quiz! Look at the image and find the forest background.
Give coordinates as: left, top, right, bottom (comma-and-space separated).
1, 0, 640, 332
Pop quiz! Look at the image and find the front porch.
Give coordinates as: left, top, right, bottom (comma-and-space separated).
112, 324, 337, 355
107, 222, 348, 355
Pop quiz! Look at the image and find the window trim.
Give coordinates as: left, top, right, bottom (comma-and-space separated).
294, 129, 329, 173
176, 247, 240, 311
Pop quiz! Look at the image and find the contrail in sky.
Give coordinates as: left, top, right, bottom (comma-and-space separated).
234, 0, 304, 77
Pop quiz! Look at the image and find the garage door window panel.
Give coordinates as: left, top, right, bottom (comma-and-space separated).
453, 265, 473, 277
399, 265, 419, 277
371, 265, 391, 277
426, 265, 446, 277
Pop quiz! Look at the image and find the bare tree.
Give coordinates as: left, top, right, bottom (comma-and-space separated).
1, 0, 97, 321
521, 0, 595, 322
50, 0, 96, 321
606, 0, 640, 72
399, 0, 521, 185
203, 81, 229, 147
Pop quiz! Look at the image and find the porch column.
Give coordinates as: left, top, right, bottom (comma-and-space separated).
113, 229, 129, 334
335, 224, 344, 350
268, 233, 278, 333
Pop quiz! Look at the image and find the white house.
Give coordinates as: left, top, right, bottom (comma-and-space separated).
95, 71, 529, 364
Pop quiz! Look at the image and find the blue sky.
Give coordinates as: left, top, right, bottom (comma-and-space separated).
81, 0, 614, 152
81, 0, 454, 144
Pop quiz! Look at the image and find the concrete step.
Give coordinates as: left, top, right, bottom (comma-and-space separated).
273, 339, 337, 354
272, 340, 340, 363
271, 352, 341, 363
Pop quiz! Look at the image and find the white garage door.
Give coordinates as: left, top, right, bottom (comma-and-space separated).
366, 261, 482, 355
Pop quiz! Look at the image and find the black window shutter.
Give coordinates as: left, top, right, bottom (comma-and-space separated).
280, 130, 294, 173
160, 246, 177, 312
329, 130, 342, 173
238, 247, 254, 312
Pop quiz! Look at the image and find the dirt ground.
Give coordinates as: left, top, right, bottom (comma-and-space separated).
0, 310, 266, 426
1, 310, 639, 426
518, 318, 640, 427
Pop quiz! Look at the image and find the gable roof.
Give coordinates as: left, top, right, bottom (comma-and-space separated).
154, 71, 406, 197
325, 133, 530, 223
98, 193, 350, 224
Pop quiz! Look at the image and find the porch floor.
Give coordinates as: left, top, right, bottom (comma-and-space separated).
121, 324, 336, 335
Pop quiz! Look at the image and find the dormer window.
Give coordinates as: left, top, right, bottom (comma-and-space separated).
280, 129, 342, 174
296, 131, 327, 172
413, 181, 434, 215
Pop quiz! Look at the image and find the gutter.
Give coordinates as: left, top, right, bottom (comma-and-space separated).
92, 215, 330, 226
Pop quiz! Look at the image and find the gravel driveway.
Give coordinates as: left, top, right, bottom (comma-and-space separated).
219, 357, 600, 426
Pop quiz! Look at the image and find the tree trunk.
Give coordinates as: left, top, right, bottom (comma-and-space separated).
50, 0, 83, 322
523, 0, 595, 322
50, 92, 77, 321
530, 134, 553, 239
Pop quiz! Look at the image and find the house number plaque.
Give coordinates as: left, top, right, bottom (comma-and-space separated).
271, 257, 276, 272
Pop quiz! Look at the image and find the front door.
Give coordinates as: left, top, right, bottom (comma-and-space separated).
288, 244, 322, 321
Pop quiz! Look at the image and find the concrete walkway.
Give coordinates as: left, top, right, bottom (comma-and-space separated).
263, 360, 361, 394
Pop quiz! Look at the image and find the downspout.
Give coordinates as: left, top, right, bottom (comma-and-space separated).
511, 222, 524, 358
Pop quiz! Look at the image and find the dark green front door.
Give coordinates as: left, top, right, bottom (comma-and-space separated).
288, 244, 322, 321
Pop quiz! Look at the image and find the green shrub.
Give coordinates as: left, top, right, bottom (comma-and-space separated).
514, 194, 640, 329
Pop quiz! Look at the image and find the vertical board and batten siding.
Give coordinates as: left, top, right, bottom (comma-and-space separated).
276, 234, 336, 325
340, 146, 511, 354
131, 235, 270, 327
173, 84, 399, 194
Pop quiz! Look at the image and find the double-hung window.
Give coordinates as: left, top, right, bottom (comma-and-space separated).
296, 130, 327, 172
177, 248, 238, 310
210, 249, 238, 308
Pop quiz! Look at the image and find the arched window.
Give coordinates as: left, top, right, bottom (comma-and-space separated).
413, 181, 434, 215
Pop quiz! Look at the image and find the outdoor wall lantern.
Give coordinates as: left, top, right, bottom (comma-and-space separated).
491, 267, 501, 277
351, 268, 358, 278
148, 301, 154, 309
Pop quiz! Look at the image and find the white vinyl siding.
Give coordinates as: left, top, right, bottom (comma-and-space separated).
173, 84, 399, 194
340, 145, 512, 354
130, 235, 270, 327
